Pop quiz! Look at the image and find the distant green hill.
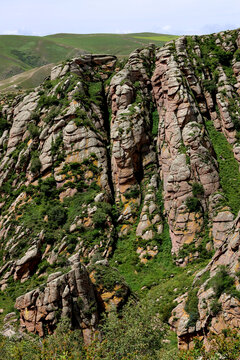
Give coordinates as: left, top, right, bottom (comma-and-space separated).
45, 33, 178, 55
0, 63, 54, 92
0, 32, 178, 89
0, 35, 80, 80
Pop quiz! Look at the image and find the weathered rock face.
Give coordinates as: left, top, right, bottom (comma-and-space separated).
107, 46, 164, 242
169, 216, 240, 349
15, 262, 98, 344
109, 48, 157, 217
15, 258, 129, 344
151, 38, 220, 254
1, 29, 240, 347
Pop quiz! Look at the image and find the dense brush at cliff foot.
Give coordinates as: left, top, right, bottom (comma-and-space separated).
1, 28, 240, 357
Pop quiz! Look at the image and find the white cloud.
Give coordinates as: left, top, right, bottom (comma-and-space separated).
2, 29, 20, 35
162, 25, 171, 32
123, 30, 133, 34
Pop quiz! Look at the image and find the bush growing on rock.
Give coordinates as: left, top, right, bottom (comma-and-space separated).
28, 123, 39, 138
178, 329, 240, 360
124, 185, 140, 200
192, 182, 204, 197
47, 203, 67, 228
92, 202, 112, 229
186, 197, 202, 212
184, 288, 199, 328
0, 116, 9, 136
30, 153, 41, 174
38, 176, 57, 199
38, 94, 59, 108
206, 266, 238, 299
0, 318, 84, 360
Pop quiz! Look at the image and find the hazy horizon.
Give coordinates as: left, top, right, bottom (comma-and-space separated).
0, 0, 239, 37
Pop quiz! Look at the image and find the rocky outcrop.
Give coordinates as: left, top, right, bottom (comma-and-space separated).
51, 55, 117, 82
152, 38, 220, 254
169, 214, 240, 349
15, 261, 99, 344
1, 29, 240, 349
14, 245, 42, 281
109, 47, 154, 204
109, 46, 163, 242
14, 258, 129, 344
136, 174, 163, 241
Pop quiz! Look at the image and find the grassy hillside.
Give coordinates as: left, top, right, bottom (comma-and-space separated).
46, 32, 178, 55
0, 63, 53, 92
0, 35, 79, 80
0, 32, 177, 88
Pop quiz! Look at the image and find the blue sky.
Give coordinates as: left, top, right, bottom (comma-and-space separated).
0, 0, 240, 36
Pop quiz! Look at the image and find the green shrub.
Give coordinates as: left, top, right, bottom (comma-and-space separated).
178, 141, 190, 163
31, 110, 40, 121
92, 203, 111, 228
44, 107, 59, 123
207, 266, 235, 298
28, 123, 39, 138
206, 120, 240, 215
185, 288, 199, 327
38, 94, 59, 108
203, 79, 217, 95
152, 109, 159, 136
124, 185, 140, 200
210, 299, 222, 316
99, 300, 165, 359
91, 264, 125, 291
39, 176, 57, 199
30, 153, 41, 174
74, 109, 89, 126
178, 328, 240, 360
161, 301, 176, 323
0, 318, 85, 359
192, 182, 204, 197
43, 231, 56, 245
234, 49, 240, 62
88, 82, 102, 102
0, 117, 9, 137
186, 197, 202, 212
51, 133, 64, 157
47, 203, 67, 228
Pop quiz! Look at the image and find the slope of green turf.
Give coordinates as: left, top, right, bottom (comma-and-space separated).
0, 35, 78, 80
0, 32, 178, 88
46, 32, 177, 55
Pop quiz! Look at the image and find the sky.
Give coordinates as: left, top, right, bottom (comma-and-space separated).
0, 0, 240, 36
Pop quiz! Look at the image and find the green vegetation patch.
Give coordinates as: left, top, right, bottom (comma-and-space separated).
185, 288, 199, 328
0, 35, 77, 82
152, 109, 159, 136
206, 266, 239, 299
46, 32, 174, 56
0, 116, 10, 137
205, 120, 240, 215
186, 197, 202, 212
178, 328, 240, 360
133, 35, 178, 42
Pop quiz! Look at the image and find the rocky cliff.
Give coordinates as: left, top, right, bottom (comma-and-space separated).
1, 29, 240, 351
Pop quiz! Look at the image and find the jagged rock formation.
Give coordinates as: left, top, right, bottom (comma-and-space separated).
152, 39, 220, 254
109, 45, 162, 240
15, 261, 99, 344
169, 214, 240, 350
1, 29, 240, 349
